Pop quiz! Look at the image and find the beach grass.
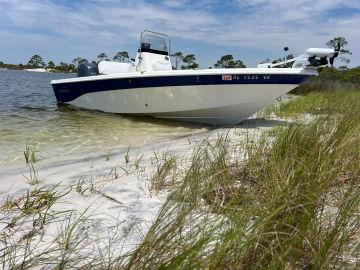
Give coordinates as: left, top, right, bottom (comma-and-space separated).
290, 67, 360, 94
149, 151, 178, 194
125, 90, 360, 269
1, 89, 359, 269
23, 139, 38, 164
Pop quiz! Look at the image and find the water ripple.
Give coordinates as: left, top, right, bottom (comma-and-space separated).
0, 70, 207, 169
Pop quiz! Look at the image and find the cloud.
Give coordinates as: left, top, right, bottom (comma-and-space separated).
0, 0, 359, 66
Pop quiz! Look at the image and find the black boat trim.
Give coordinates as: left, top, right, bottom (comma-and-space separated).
52, 73, 312, 103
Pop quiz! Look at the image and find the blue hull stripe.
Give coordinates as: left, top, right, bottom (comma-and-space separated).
52, 73, 312, 103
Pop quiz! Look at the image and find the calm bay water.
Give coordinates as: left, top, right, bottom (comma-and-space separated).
0, 70, 206, 169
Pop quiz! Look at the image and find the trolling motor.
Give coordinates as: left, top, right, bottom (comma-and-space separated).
258, 42, 340, 69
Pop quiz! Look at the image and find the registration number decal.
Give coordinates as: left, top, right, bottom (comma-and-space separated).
222, 75, 233, 81
242, 75, 271, 80
222, 74, 271, 81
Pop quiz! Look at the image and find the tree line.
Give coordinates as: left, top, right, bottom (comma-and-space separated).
0, 36, 352, 73
0, 51, 133, 73
71, 51, 246, 70
0, 51, 246, 72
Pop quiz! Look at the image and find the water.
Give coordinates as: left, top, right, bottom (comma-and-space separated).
0, 70, 207, 169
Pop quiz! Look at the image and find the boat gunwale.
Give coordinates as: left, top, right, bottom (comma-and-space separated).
51, 68, 317, 85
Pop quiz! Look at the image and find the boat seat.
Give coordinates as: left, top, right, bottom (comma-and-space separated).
98, 61, 132, 75
152, 59, 172, 71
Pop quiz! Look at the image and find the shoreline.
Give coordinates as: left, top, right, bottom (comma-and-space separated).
0, 119, 267, 191
0, 118, 276, 256
24, 68, 49, 73
0, 117, 276, 192
0, 67, 75, 74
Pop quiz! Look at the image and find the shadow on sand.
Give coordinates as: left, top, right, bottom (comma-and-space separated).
237, 118, 291, 129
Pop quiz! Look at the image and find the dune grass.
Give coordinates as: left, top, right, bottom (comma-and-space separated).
279, 90, 360, 117
23, 139, 38, 164
1, 89, 359, 269
290, 67, 360, 95
125, 90, 360, 269
149, 151, 178, 194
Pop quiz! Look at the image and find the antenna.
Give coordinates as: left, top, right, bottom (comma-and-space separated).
283, 47, 289, 67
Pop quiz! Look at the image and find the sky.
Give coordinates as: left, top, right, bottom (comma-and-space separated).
0, 0, 359, 68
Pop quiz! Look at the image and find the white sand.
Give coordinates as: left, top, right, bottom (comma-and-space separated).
25, 68, 49, 72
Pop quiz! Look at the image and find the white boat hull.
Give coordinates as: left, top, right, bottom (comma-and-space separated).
67, 84, 296, 125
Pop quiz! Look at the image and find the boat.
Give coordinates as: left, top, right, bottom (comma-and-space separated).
51, 30, 338, 125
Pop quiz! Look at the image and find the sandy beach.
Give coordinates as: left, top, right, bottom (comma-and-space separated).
24, 68, 49, 73
0, 118, 280, 258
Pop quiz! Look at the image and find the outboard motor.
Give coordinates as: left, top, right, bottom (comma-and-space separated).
257, 46, 339, 69
77, 61, 98, 77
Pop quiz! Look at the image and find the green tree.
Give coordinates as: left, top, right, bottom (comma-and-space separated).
326, 37, 352, 66
57, 62, 67, 72
28, 55, 45, 68
113, 51, 129, 62
56, 62, 75, 73
214, 55, 246, 68
0, 61, 4, 67
171, 51, 184, 70
72, 57, 84, 67
72, 57, 88, 72
271, 54, 294, 68
259, 58, 272, 64
181, 54, 199, 70
47, 61, 55, 69
97, 53, 107, 62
